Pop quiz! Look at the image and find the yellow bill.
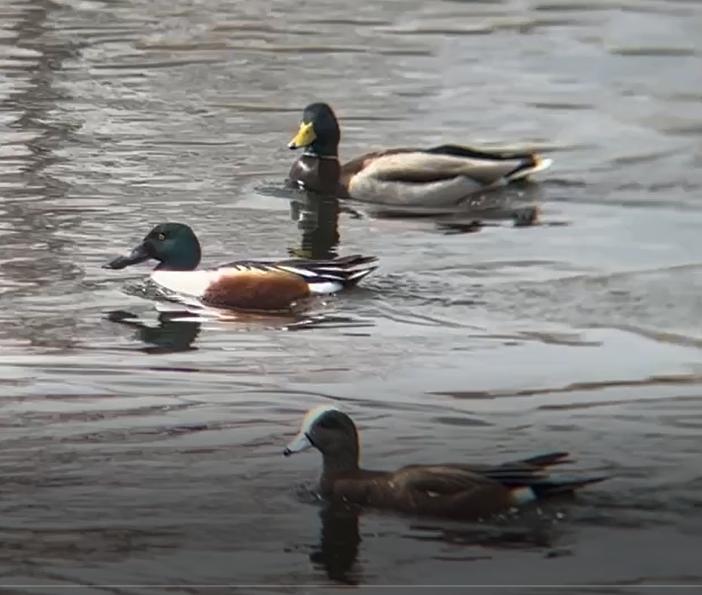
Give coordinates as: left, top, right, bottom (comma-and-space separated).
288, 121, 316, 149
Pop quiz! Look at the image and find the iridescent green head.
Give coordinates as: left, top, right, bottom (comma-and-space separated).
103, 222, 202, 271
288, 102, 341, 157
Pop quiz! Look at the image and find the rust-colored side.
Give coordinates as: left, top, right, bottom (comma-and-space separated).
202, 270, 311, 312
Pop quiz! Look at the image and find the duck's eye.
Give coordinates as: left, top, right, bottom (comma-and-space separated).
157, 232, 166, 241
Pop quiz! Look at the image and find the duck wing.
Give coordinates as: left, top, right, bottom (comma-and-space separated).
344, 148, 551, 208
425, 143, 545, 164
388, 465, 519, 518
374, 452, 606, 518
444, 451, 570, 486
216, 254, 379, 293
392, 464, 498, 496
440, 451, 608, 497
361, 150, 543, 185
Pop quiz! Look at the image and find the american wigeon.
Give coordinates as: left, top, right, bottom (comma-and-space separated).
284, 405, 608, 520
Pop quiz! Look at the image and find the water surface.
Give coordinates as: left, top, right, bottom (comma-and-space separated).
1, 0, 702, 591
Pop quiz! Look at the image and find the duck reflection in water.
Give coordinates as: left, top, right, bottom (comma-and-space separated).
288, 191, 345, 260
432, 183, 547, 235
106, 311, 201, 354
405, 514, 556, 554
309, 502, 362, 585
287, 178, 544, 245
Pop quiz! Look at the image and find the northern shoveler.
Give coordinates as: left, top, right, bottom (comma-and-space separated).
103, 223, 378, 314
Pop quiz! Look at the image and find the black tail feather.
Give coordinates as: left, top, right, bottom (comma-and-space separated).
331, 254, 380, 268
480, 451, 609, 496
529, 474, 610, 499
518, 451, 571, 468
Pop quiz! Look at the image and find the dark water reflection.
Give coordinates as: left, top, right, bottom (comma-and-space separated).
2, 0, 702, 591
106, 311, 202, 354
308, 503, 363, 585
287, 192, 341, 259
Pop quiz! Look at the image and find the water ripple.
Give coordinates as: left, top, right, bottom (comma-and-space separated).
2, 0, 702, 588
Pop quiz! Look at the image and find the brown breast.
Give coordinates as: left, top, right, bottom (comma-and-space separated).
290, 155, 347, 198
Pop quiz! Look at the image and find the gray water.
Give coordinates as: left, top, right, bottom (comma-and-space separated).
1, 0, 702, 592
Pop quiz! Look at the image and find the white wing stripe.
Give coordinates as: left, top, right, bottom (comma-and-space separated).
277, 265, 319, 277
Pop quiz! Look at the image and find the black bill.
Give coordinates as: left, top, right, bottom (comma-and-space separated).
102, 242, 151, 270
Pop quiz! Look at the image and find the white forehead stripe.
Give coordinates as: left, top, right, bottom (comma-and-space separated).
299, 404, 342, 433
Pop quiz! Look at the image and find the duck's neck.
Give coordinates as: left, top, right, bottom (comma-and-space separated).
304, 140, 339, 160
154, 246, 202, 271
321, 450, 360, 481
154, 257, 200, 272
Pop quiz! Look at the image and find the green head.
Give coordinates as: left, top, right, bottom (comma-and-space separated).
103, 222, 202, 271
287, 102, 341, 157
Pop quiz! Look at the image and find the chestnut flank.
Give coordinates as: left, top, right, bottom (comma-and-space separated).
202, 270, 311, 312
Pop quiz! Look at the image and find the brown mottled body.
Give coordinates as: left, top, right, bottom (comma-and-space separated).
284, 406, 608, 521
320, 467, 514, 520
202, 270, 310, 312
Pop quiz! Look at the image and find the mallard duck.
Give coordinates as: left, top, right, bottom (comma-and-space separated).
102, 223, 378, 314
284, 405, 608, 520
287, 102, 553, 209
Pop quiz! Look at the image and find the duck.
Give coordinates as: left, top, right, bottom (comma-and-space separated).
283, 405, 609, 520
287, 102, 553, 210
102, 223, 378, 314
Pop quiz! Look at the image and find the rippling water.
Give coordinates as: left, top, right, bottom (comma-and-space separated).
1, 0, 702, 591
